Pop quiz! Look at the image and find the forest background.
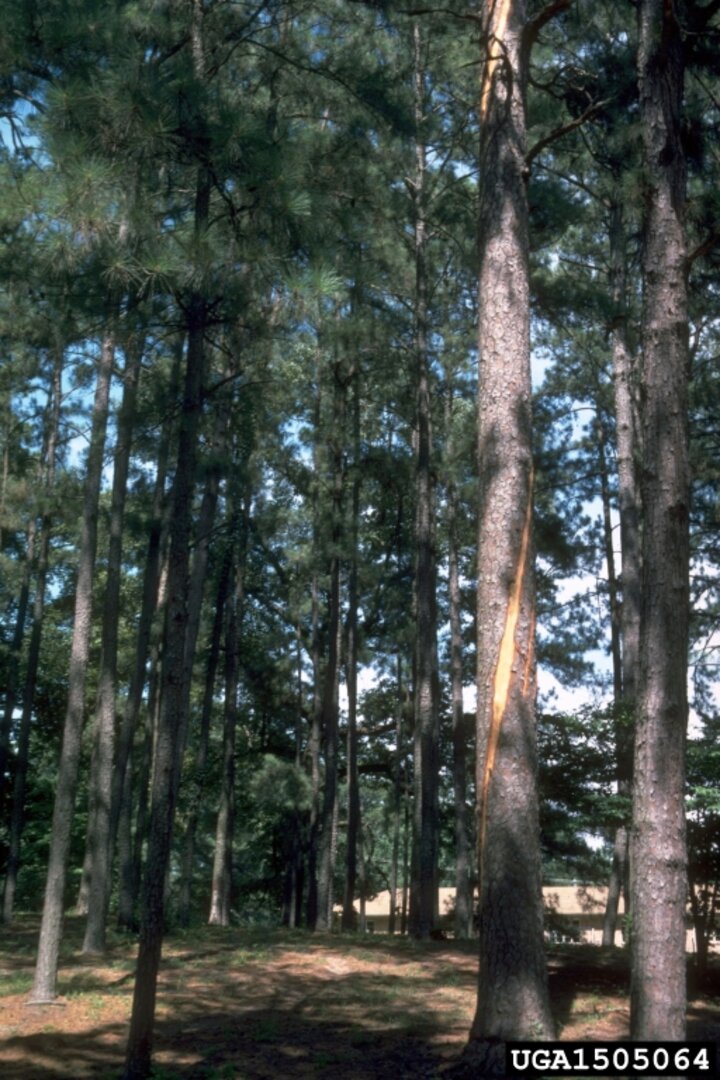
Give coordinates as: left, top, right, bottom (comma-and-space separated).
0, 0, 719, 1075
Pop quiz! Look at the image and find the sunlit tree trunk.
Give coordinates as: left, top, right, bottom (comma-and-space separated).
631, 0, 689, 1042
30, 334, 114, 1003
466, 0, 554, 1066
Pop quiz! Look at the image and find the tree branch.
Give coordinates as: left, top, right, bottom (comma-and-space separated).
686, 232, 720, 269
525, 98, 611, 169
524, 0, 574, 49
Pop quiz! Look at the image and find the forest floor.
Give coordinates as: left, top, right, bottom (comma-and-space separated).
0, 917, 719, 1079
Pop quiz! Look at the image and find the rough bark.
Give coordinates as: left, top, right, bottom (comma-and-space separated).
466, 0, 554, 1065
630, 0, 689, 1042
29, 334, 114, 1003
388, 657, 406, 938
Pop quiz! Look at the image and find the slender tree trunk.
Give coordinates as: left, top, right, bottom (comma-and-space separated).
466, 0, 554, 1066
631, 0, 689, 1042
315, 442, 343, 931
409, 21, 439, 942
449, 476, 472, 940
606, 199, 641, 942
208, 555, 242, 927
2, 351, 63, 924
114, 343, 180, 931
29, 334, 114, 1003
342, 372, 361, 932
598, 414, 628, 947
123, 130, 210, 1073
81, 337, 143, 953
0, 516, 36, 799
388, 657, 405, 937
178, 533, 232, 926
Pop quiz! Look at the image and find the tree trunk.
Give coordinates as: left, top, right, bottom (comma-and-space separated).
208, 554, 242, 927
631, 0, 689, 1042
114, 342, 180, 932
29, 334, 114, 1002
178, 533, 232, 926
81, 336, 143, 953
342, 372, 361, 932
388, 657, 405, 937
123, 132, 210, 1074
409, 21, 439, 942
466, 0, 554, 1065
2, 349, 62, 924
449, 476, 472, 940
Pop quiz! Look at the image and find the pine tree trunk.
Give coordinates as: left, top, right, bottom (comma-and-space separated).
467, 0, 554, 1064
608, 200, 643, 937
30, 334, 114, 1002
2, 350, 62, 925
449, 477, 472, 940
123, 149, 210, 1074
388, 657, 405, 937
409, 21, 439, 942
178, 536, 231, 926
114, 343, 180, 932
631, 0, 689, 1042
81, 338, 143, 953
208, 557, 241, 927
342, 372, 361, 932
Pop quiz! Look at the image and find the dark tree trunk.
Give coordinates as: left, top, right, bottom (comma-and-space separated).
409, 21, 439, 942
114, 342, 180, 932
81, 336, 143, 953
342, 372, 361, 932
2, 350, 62, 925
466, 0, 554, 1065
449, 475, 472, 940
123, 135, 210, 1074
315, 438, 343, 932
208, 553, 242, 927
631, 0, 689, 1042
177, 532, 232, 926
30, 334, 114, 1003
388, 657, 405, 938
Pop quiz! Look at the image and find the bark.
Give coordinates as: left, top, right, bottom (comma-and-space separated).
2, 350, 62, 924
630, 0, 689, 1042
81, 337, 143, 953
123, 118, 210, 1073
29, 334, 114, 1002
409, 21, 440, 942
466, 0, 554, 1063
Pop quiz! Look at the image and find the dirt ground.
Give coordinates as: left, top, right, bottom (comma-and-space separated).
0, 918, 718, 1079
